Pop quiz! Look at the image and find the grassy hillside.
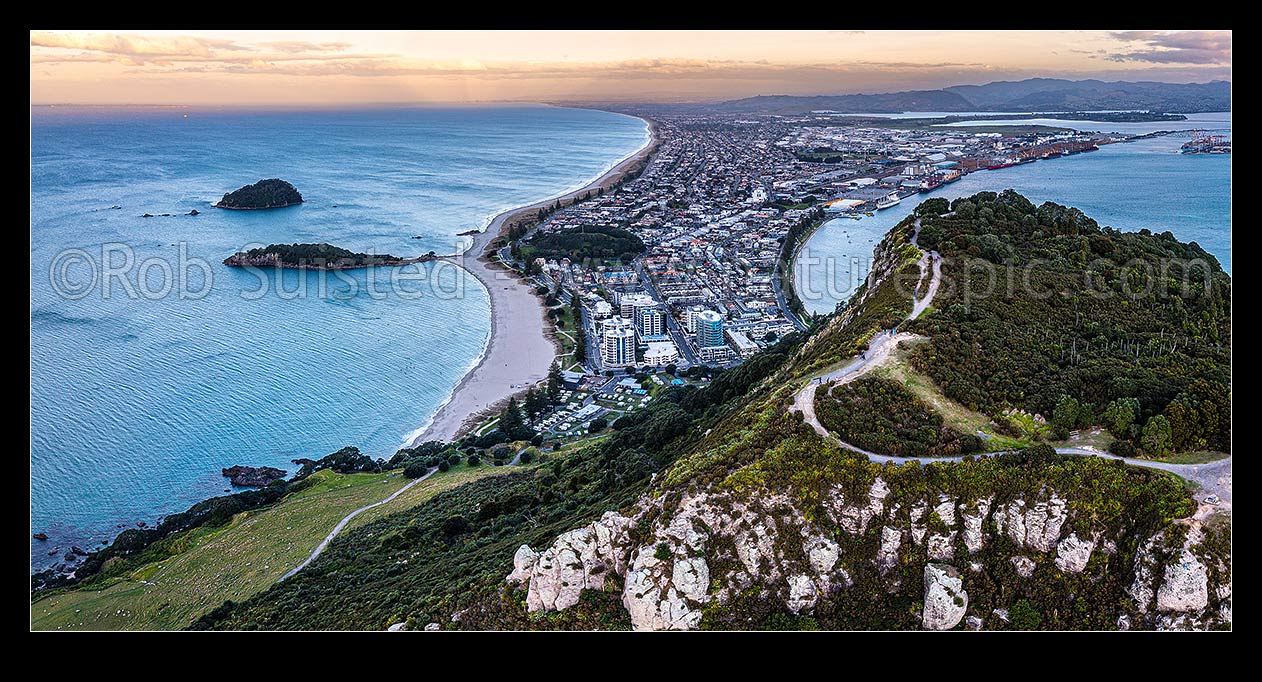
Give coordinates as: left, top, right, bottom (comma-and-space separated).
31, 465, 519, 631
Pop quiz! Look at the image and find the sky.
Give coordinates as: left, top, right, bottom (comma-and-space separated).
30, 30, 1232, 106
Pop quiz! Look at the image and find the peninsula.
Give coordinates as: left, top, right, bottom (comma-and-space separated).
214, 178, 304, 210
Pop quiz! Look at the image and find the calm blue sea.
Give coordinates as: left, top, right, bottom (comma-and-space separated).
795, 112, 1232, 315
30, 105, 649, 568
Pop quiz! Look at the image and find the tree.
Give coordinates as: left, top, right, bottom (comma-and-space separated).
1141, 415, 1173, 458
499, 397, 525, 436
547, 362, 564, 398
664, 363, 678, 377
1103, 398, 1139, 438
588, 417, 608, 433
467, 454, 481, 466
1051, 395, 1080, 436
574, 324, 587, 363
523, 388, 547, 419
437, 460, 450, 473
403, 462, 429, 479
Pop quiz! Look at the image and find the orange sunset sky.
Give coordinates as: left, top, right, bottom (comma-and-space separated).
30, 30, 1231, 106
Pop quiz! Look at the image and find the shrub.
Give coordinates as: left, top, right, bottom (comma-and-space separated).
403, 462, 429, 479
1009, 599, 1042, 630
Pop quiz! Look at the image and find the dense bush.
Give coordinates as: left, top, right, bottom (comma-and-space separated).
814, 376, 983, 457
906, 190, 1230, 454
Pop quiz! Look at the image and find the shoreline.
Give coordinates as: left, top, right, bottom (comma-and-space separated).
409, 116, 660, 446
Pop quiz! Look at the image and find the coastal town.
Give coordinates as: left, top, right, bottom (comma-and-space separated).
506, 113, 1126, 368
446, 111, 1161, 443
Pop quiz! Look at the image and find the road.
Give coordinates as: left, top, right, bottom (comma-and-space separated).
278, 468, 436, 582
791, 216, 1232, 511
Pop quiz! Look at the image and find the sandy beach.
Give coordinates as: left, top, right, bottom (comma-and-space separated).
411, 115, 660, 445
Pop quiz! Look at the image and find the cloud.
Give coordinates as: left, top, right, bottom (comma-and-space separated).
260, 41, 352, 53
1106, 30, 1231, 64
30, 31, 245, 64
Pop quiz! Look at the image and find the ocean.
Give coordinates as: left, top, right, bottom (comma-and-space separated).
794, 112, 1232, 316
30, 104, 649, 569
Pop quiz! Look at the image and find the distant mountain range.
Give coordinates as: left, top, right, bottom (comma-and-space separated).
710, 78, 1231, 114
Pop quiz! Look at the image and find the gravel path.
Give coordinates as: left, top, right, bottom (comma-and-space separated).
279, 468, 436, 582
791, 216, 1232, 512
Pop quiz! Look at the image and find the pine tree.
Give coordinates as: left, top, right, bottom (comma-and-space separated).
500, 397, 524, 436
547, 361, 563, 399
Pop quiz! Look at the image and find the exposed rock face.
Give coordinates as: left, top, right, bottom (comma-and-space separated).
876, 526, 902, 574
961, 497, 992, 554
927, 532, 955, 561
1126, 526, 1224, 628
993, 495, 1066, 553
1156, 549, 1209, 612
221, 465, 287, 487
827, 478, 889, 535
922, 563, 967, 630
1054, 533, 1096, 574
504, 475, 1229, 631
507, 511, 635, 613
1010, 556, 1036, 578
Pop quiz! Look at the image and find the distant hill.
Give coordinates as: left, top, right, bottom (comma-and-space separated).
945, 78, 1231, 113
706, 78, 1230, 115
716, 89, 974, 114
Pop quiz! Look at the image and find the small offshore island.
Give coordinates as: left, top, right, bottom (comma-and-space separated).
214, 178, 304, 210
224, 243, 437, 270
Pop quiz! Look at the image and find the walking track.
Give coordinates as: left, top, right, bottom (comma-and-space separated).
792, 217, 1231, 510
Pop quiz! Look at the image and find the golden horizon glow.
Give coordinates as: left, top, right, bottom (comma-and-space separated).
30, 30, 1232, 106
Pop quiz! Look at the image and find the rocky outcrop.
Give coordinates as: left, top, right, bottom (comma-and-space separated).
1156, 548, 1209, 613
1010, 556, 1036, 578
1054, 532, 1096, 574
221, 465, 287, 487
826, 478, 889, 535
505, 476, 1229, 631
922, 563, 967, 630
507, 511, 635, 613
992, 494, 1066, 553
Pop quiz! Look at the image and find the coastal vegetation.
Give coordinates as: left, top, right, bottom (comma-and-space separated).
31, 461, 526, 631
214, 178, 303, 209
32, 446, 389, 594
223, 243, 423, 269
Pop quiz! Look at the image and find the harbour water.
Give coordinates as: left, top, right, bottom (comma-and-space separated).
30, 104, 649, 569
794, 112, 1232, 316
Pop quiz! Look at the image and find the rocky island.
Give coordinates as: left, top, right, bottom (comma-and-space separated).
223, 243, 438, 270
214, 178, 304, 210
